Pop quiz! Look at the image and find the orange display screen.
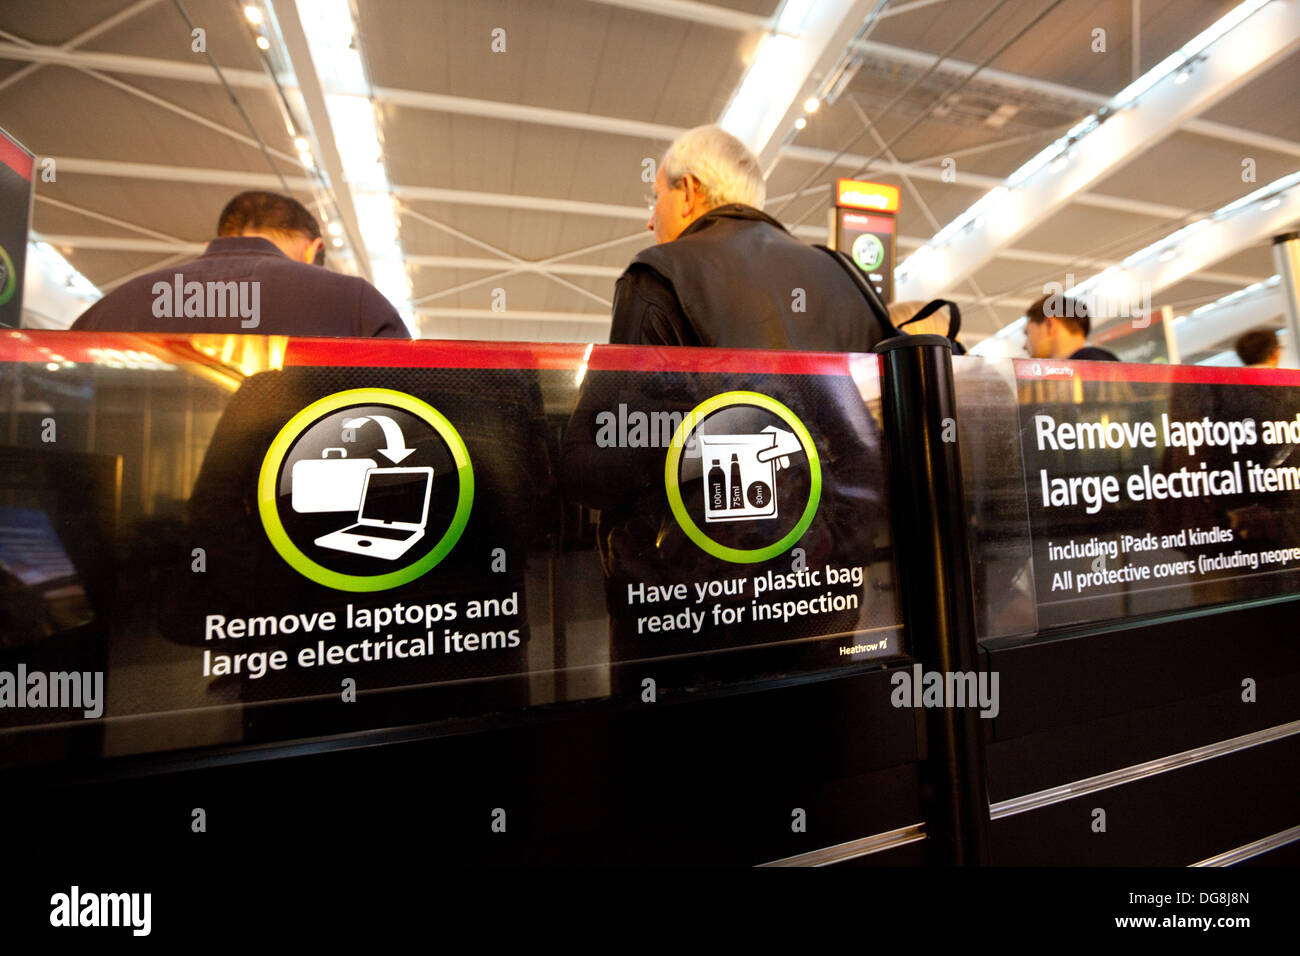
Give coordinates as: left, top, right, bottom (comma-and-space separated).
835, 179, 900, 213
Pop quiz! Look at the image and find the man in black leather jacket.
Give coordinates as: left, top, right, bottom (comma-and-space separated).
610, 125, 884, 352
570, 127, 893, 686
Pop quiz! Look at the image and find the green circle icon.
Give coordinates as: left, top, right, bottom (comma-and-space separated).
665, 391, 821, 563
0, 245, 15, 307
258, 388, 473, 592
852, 233, 885, 272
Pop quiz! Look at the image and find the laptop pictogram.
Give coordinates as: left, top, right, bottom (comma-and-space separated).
314, 466, 434, 561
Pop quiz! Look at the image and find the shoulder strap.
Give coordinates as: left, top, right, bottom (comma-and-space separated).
815, 245, 899, 339
897, 298, 962, 341
816, 246, 967, 350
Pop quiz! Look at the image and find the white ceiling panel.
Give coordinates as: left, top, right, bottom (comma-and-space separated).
0, 0, 1295, 348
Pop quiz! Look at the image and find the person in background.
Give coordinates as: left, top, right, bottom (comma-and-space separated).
1022, 293, 1118, 361
609, 125, 885, 351
71, 191, 409, 338
1234, 329, 1280, 368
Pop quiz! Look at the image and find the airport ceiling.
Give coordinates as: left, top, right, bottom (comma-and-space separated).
1, 0, 1297, 349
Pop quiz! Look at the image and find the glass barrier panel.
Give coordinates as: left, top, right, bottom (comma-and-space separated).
953, 354, 1039, 641
957, 355, 1300, 642
0, 331, 903, 767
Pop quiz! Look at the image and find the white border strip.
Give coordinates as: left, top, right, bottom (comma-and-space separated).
757, 823, 925, 867
1192, 824, 1300, 867
991, 720, 1300, 819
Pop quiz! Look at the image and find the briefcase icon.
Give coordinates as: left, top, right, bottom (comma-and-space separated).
291, 448, 377, 513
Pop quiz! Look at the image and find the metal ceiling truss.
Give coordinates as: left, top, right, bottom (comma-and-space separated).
895, 0, 1300, 301
3, 0, 1291, 333
39, 147, 1198, 229
35, 193, 191, 244
851, 38, 1300, 160
578, 0, 1300, 157
0, 0, 164, 95
37, 173, 1260, 287
0, 40, 306, 170
1, 41, 1261, 219
845, 92, 999, 326
398, 203, 613, 309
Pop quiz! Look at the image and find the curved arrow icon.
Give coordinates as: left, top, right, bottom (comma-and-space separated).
342, 415, 415, 464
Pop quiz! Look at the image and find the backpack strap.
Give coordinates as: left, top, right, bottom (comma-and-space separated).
815, 245, 900, 340
898, 298, 962, 342
817, 245, 967, 351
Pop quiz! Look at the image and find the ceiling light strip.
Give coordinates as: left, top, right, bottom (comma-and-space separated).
897, 0, 1295, 302
719, 0, 883, 168
290, 0, 415, 331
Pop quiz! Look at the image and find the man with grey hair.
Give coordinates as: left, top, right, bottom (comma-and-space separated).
610, 125, 879, 350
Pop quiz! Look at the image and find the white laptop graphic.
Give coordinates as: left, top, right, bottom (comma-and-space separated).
314, 466, 434, 561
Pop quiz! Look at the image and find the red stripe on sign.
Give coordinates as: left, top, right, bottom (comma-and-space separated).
281, 338, 589, 369
0, 331, 871, 378
1013, 358, 1300, 386
585, 343, 861, 376
289, 340, 865, 376
0, 330, 182, 364
0, 130, 34, 181
0, 332, 589, 369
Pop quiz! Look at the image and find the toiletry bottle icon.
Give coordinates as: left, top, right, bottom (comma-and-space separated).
709, 460, 726, 512
729, 453, 743, 509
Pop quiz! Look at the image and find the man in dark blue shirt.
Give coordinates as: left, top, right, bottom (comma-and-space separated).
71, 191, 409, 338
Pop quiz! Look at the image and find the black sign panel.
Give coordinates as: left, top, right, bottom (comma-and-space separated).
836, 210, 895, 304
561, 353, 901, 689
0, 335, 901, 763
1015, 360, 1300, 629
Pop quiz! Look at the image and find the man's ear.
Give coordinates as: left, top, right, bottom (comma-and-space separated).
304, 236, 324, 265
681, 174, 704, 215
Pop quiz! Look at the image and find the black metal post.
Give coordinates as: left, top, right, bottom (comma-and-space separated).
875, 334, 990, 866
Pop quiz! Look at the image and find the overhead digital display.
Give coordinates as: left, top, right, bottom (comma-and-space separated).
837, 210, 896, 304
835, 179, 901, 213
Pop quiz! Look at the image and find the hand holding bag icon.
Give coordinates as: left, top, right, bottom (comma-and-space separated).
290, 448, 378, 513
